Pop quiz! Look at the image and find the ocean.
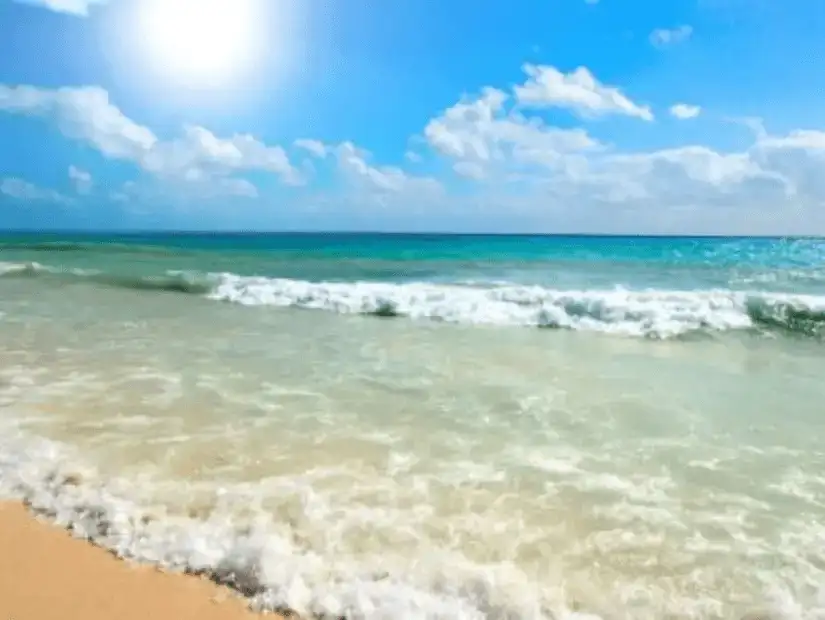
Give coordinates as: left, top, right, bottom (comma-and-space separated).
1, 232, 824, 619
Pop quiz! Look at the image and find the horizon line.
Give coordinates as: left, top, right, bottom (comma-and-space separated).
0, 229, 821, 240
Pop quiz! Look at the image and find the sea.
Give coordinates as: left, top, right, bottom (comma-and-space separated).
1, 232, 825, 620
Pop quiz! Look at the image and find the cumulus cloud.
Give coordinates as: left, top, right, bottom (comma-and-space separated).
68, 165, 92, 193
12, 0, 107, 16
750, 131, 825, 203
294, 139, 328, 158
142, 125, 303, 186
336, 142, 442, 197
670, 103, 701, 119
0, 85, 156, 159
1, 178, 69, 203
425, 86, 599, 181
0, 84, 302, 196
650, 25, 693, 48
574, 146, 788, 210
5, 65, 825, 233
514, 64, 653, 121
416, 65, 825, 233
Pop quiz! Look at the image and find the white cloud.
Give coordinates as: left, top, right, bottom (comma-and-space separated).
758, 130, 825, 151
1, 177, 69, 203
514, 64, 654, 121
12, 0, 107, 16
5, 66, 825, 233
142, 125, 303, 186
749, 130, 825, 204
294, 139, 328, 158
68, 165, 92, 193
670, 103, 701, 120
425, 86, 599, 181
650, 25, 693, 48
416, 73, 825, 233
0, 85, 156, 159
336, 142, 442, 198
580, 146, 786, 206
451, 161, 486, 180
0, 84, 302, 197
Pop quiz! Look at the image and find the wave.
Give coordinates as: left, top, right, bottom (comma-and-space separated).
97, 272, 214, 295
0, 261, 214, 295
4, 261, 825, 338
731, 269, 825, 286
210, 274, 825, 339
0, 260, 45, 276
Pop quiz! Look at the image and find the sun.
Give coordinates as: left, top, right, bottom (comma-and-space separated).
136, 0, 264, 88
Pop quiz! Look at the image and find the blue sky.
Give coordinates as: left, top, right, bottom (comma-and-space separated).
1, 0, 824, 233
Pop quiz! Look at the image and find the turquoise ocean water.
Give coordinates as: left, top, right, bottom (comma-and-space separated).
1, 233, 825, 619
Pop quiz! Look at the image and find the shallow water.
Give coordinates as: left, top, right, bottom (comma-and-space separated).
1, 234, 825, 619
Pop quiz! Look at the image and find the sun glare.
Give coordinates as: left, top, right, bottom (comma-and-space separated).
137, 0, 264, 88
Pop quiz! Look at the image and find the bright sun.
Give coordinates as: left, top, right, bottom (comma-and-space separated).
137, 0, 264, 88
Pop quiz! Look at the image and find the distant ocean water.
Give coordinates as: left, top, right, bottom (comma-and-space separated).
1, 232, 825, 619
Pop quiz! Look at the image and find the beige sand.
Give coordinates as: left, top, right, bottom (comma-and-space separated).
0, 502, 286, 620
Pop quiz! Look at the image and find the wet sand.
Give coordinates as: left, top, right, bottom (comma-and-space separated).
0, 502, 283, 620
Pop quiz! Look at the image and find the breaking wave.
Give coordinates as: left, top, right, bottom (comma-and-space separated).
0, 261, 214, 295
3, 261, 825, 338
210, 274, 825, 339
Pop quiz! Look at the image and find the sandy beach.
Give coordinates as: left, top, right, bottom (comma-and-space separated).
0, 502, 281, 620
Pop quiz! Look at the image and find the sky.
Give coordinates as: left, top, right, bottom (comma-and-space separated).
0, 0, 824, 234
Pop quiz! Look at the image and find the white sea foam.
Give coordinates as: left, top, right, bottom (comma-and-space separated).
4, 261, 825, 338
210, 274, 825, 338
0, 260, 98, 278
1, 420, 636, 620
4, 419, 825, 620
0, 260, 44, 275
3, 388, 825, 620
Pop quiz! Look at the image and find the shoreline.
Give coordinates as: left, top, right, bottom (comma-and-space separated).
0, 502, 285, 620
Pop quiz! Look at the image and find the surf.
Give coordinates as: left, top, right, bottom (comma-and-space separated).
4, 260, 825, 339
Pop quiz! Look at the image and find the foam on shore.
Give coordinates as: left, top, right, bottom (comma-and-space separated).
0, 501, 276, 620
